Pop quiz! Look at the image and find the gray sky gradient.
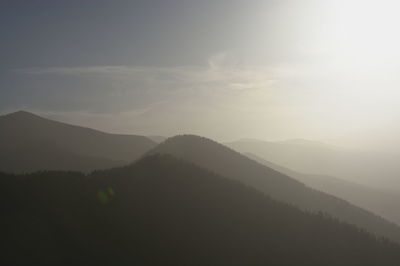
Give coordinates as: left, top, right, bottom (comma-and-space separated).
1, 0, 400, 145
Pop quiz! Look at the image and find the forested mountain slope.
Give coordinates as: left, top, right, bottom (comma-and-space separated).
1, 154, 400, 265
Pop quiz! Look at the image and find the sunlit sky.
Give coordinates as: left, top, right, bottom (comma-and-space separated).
1, 0, 399, 145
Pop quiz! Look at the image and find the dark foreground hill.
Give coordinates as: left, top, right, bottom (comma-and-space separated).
147, 135, 400, 243
0, 111, 156, 173
1, 154, 400, 266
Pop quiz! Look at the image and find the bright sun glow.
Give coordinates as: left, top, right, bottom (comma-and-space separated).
305, 0, 400, 128
324, 0, 400, 70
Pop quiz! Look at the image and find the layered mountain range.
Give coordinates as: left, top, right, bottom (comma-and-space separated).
2, 111, 400, 265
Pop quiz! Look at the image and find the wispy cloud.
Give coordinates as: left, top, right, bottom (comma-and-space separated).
10, 53, 282, 116
4, 54, 295, 139
17, 54, 278, 93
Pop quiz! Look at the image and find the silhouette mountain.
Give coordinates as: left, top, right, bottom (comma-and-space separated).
2, 154, 400, 266
246, 152, 400, 226
0, 111, 157, 173
147, 135, 400, 243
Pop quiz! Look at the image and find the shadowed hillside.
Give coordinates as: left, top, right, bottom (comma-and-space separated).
147, 135, 400, 243
1, 154, 400, 266
0, 111, 156, 173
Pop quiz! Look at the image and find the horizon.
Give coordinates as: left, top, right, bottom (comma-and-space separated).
0, 109, 376, 149
0, 109, 326, 144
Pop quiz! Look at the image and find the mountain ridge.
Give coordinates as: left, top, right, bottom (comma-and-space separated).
146, 134, 400, 243
226, 138, 400, 190
0, 111, 157, 173
245, 152, 400, 226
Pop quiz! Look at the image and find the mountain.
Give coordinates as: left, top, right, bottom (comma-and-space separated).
245, 152, 400, 226
0, 111, 157, 173
2, 154, 400, 266
147, 135, 167, 143
226, 138, 400, 190
147, 135, 400, 243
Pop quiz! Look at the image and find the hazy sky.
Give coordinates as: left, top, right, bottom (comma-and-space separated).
1, 0, 400, 143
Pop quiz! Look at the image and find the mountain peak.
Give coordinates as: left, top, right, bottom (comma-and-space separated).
164, 134, 208, 143
3, 110, 42, 120
157, 134, 225, 151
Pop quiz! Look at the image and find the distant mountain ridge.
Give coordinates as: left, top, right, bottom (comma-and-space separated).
0, 111, 157, 173
245, 152, 400, 226
226, 138, 400, 190
147, 135, 167, 143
